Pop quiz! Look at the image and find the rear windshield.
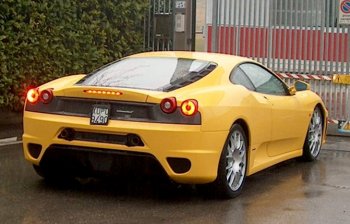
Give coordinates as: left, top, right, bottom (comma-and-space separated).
76, 57, 217, 91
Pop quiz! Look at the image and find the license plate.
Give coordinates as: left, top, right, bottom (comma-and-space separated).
91, 105, 110, 125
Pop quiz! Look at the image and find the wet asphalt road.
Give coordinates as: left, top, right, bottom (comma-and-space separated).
1, 137, 350, 224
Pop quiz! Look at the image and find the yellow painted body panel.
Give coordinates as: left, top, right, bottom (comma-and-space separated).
23, 51, 328, 184
23, 111, 227, 184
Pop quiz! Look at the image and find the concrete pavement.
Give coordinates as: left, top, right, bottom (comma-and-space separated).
0, 110, 23, 140
1, 136, 350, 224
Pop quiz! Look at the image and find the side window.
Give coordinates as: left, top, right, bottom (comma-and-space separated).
239, 63, 288, 95
230, 67, 255, 91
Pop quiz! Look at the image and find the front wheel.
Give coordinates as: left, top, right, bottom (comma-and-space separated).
212, 124, 248, 198
302, 107, 323, 161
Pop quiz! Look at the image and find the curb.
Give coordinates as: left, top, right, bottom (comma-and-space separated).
0, 137, 22, 146
327, 123, 350, 137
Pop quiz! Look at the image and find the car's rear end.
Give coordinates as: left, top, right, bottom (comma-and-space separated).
23, 53, 230, 184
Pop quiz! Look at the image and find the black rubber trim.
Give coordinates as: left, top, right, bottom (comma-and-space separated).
39, 144, 168, 178
45, 144, 152, 157
58, 129, 144, 147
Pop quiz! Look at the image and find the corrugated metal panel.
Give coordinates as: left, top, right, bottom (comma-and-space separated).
206, 0, 350, 123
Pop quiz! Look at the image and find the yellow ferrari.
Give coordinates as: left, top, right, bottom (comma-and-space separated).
23, 51, 327, 198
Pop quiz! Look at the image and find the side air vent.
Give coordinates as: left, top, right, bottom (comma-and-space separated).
167, 157, 191, 174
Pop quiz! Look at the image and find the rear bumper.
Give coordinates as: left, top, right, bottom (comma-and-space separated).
23, 111, 228, 184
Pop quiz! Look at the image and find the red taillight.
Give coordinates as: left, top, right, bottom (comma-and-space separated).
27, 88, 40, 104
160, 97, 177, 114
181, 99, 198, 116
27, 88, 54, 104
40, 89, 53, 104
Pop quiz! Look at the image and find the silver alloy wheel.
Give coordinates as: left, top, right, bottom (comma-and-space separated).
225, 129, 247, 191
307, 108, 323, 157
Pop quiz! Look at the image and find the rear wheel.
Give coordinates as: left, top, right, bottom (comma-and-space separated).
212, 124, 248, 198
302, 107, 323, 161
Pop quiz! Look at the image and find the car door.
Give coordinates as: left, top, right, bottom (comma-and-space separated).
238, 63, 305, 157
230, 66, 272, 159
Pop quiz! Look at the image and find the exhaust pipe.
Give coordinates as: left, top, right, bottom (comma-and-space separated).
126, 134, 143, 147
59, 128, 75, 141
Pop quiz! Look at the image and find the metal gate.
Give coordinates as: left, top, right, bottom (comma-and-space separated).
144, 0, 196, 51
144, 0, 174, 51
206, 0, 350, 131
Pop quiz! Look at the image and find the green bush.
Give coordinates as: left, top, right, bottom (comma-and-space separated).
0, 0, 148, 110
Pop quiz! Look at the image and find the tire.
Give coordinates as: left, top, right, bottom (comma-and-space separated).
302, 107, 323, 161
212, 124, 248, 198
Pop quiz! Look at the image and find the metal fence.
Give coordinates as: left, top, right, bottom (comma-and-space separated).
144, 0, 174, 51
282, 78, 349, 123
206, 0, 350, 123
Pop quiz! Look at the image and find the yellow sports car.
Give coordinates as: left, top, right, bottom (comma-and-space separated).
23, 51, 327, 198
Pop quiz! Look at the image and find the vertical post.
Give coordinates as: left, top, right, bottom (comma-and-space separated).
244, 0, 254, 58
292, 0, 297, 73
324, 0, 330, 75
277, 0, 282, 72
334, 0, 339, 119
329, 1, 335, 119
211, 0, 218, 52
228, 0, 233, 54
217, 0, 222, 53
335, 2, 341, 75
347, 26, 350, 74
223, 0, 227, 53
168, 0, 171, 13
247, 0, 252, 58
319, 0, 326, 75
303, 0, 309, 74
191, 0, 196, 51
236, 0, 241, 55
242, 0, 248, 57
282, 0, 287, 73
263, 0, 276, 67
330, 1, 335, 74
287, 0, 292, 73
346, 25, 350, 122
150, 0, 153, 50
185, 0, 191, 50
297, 0, 303, 74
143, 1, 148, 51
311, 0, 317, 75
341, 27, 346, 74
252, 0, 257, 61
271, 0, 277, 70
